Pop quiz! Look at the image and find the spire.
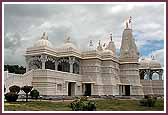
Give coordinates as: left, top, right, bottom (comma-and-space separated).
65, 36, 71, 43
119, 23, 139, 62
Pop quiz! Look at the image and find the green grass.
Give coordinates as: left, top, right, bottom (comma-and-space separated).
4, 99, 164, 111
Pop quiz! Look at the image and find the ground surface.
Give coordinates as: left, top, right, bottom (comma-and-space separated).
4, 99, 164, 111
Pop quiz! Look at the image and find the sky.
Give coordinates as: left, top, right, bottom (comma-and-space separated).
4, 3, 165, 67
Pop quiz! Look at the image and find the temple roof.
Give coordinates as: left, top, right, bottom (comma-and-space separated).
139, 57, 162, 69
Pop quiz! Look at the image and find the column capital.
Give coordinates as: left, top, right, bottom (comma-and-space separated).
40, 54, 47, 62
69, 57, 75, 65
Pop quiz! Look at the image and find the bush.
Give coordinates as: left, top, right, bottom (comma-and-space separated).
140, 95, 157, 107
70, 96, 96, 111
9, 85, 20, 94
30, 89, 39, 99
5, 92, 18, 102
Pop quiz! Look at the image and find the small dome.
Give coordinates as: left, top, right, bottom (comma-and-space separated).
105, 34, 116, 54
62, 42, 77, 49
139, 58, 161, 68
149, 59, 162, 68
139, 58, 151, 68
61, 37, 78, 50
34, 32, 53, 47
101, 49, 114, 56
34, 39, 52, 47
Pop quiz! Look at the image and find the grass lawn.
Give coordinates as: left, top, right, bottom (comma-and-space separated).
4, 99, 164, 111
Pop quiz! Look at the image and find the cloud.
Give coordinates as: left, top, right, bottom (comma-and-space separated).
4, 32, 22, 51
4, 3, 165, 66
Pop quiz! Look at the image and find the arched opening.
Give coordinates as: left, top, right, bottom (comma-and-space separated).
45, 61, 55, 70
140, 70, 145, 79
73, 63, 79, 74
152, 72, 160, 80
144, 74, 148, 80
58, 62, 70, 72
29, 60, 42, 70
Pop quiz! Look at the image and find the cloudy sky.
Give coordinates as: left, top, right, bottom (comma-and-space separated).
4, 3, 165, 67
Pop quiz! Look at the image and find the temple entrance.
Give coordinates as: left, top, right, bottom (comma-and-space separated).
125, 85, 130, 96
119, 85, 130, 96
68, 82, 75, 96
84, 83, 91, 96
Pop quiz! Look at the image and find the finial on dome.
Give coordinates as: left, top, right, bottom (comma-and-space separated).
89, 40, 93, 46
43, 32, 46, 36
110, 33, 112, 41
125, 16, 132, 29
151, 55, 155, 60
65, 36, 71, 43
41, 32, 48, 40
98, 40, 101, 46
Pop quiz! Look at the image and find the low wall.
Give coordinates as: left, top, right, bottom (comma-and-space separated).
140, 80, 164, 96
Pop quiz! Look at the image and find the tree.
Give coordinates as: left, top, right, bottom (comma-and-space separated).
4, 64, 26, 74
9, 85, 20, 94
21, 86, 33, 102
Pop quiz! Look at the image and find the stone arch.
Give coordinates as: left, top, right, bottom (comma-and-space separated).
57, 58, 70, 72
152, 72, 160, 80
73, 62, 79, 74
29, 60, 42, 70
45, 60, 55, 70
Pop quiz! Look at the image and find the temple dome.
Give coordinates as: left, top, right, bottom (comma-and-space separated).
61, 37, 78, 50
139, 58, 161, 68
34, 39, 53, 47
149, 59, 162, 68
101, 49, 114, 56
34, 32, 53, 47
105, 34, 116, 54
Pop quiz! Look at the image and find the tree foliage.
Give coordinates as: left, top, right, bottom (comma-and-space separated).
4, 64, 26, 74
9, 85, 20, 94
30, 89, 39, 99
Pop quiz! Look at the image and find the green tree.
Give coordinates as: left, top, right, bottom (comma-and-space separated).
21, 86, 33, 102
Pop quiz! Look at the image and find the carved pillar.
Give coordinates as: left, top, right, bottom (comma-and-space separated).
159, 70, 163, 80
25, 56, 30, 72
69, 57, 75, 73
40, 54, 47, 70
55, 61, 58, 71
146, 69, 151, 80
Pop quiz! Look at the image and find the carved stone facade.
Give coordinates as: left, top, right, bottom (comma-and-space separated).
4, 24, 164, 97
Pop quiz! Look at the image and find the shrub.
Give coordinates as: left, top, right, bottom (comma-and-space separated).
140, 95, 157, 107
5, 92, 18, 102
30, 89, 39, 99
21, 86, 33, 102
9, 85, 20, 94
70, 96, 96, 111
